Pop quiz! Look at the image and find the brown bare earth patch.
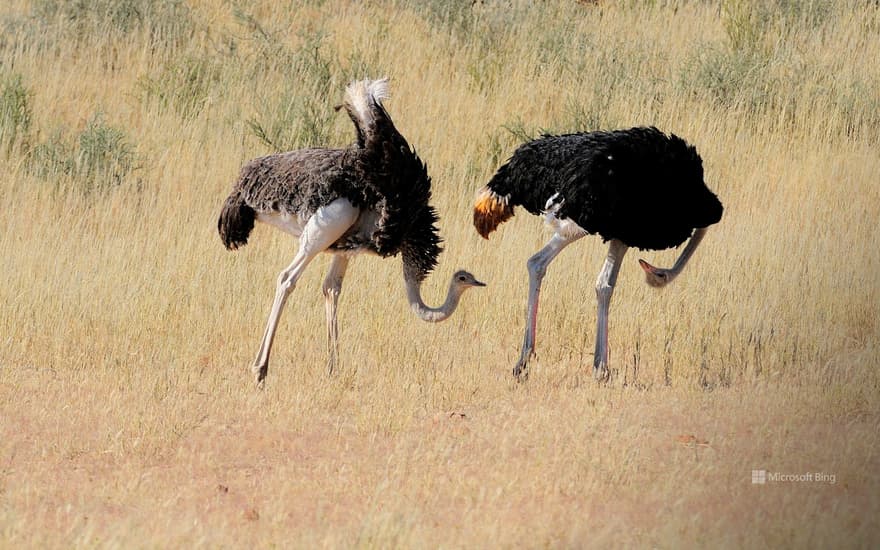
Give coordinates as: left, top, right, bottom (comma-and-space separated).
2, 369, 878, 547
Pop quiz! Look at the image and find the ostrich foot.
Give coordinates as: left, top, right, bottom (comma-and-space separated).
513, 353, 532, 381
252, 362, 268, 388
592, 353, 611, 383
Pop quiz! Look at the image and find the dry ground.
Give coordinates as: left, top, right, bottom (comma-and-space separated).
3, 367, 877, 547
1, 0, 879, 547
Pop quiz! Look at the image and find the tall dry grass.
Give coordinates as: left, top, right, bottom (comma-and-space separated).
1, 0, 878, 547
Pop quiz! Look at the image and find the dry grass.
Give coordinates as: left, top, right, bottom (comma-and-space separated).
1, 0, 879, 547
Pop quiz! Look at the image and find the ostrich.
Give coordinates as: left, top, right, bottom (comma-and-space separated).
218, 78, 485, 385
473, 127, 723, 380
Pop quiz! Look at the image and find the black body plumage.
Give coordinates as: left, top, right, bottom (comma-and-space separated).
218, 81, 442, 281
485, 127, 723, 250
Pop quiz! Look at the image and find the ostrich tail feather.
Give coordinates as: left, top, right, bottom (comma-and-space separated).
473, 186, 514, 238
217, 190, 255, 250
340, 77, 391, 148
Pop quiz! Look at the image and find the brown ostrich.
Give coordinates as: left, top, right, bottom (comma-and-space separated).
219, 78, 484, 385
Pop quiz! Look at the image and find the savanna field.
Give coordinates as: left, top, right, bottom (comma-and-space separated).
1, 0, 878, 547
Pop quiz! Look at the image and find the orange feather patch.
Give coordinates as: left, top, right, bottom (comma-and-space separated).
473, 187, 514, 239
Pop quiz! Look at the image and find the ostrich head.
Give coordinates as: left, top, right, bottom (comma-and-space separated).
639, 259, 674, 288
638, 227, 711, 289
452, 270, 486, 290
403, 266, 485, 323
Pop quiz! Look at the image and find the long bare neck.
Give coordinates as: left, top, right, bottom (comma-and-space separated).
404, 271, 464, 323
668, 227, 709, 279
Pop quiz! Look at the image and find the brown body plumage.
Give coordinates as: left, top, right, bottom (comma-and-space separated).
219, 90, 440, 275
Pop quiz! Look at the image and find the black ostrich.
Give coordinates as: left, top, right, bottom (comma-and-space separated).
218, 78, 485, 386
473, 127, 723, 379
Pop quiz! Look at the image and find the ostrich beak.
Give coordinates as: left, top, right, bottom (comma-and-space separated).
638, 259, 657, 273
473, 279, 487, 287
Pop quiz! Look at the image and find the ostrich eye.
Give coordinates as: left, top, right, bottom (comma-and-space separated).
458, 276, 466, 281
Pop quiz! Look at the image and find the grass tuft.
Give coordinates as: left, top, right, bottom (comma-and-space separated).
0, 71, 32, 154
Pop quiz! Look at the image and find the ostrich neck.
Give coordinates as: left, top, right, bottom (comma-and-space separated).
669, 227, 709, 278
404, 272, 462, 323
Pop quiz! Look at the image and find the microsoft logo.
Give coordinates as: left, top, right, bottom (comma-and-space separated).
752, 469, 767, 484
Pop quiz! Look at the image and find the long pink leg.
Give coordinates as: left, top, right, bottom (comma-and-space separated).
593, 239, 628, 380
513, 231, 584, 379
252, 200, 358, 386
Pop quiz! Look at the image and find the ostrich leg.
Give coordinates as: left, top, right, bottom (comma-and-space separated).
252, 200, 358, 386
514, 231, 584, 379
593, 239, 628, 380
322, 255, 350, 375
